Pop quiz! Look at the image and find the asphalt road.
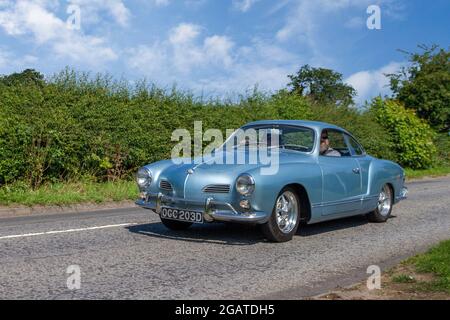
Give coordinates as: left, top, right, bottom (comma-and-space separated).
0, 177, 449, 300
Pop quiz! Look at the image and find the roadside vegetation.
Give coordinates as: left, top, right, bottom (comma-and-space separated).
402, 239, 450, 293
318, 240, 450, 300
0, 180, 137, 207
404, 166, 450, 180
0, 45, 448, 206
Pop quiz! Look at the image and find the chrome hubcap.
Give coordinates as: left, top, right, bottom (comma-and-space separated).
378, 185, 392, 216
275, 191, 299, 234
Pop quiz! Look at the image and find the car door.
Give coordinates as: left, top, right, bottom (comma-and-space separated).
318, 129, 362, 216
345, 133, 370, 197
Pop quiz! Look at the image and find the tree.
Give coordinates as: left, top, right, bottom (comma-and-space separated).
387, 45, 450, 131
287, 65, 356, 107
0, 69, 45, 87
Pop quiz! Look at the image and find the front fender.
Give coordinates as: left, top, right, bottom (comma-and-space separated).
247, 163, 322, 217
142, 159, 185, 193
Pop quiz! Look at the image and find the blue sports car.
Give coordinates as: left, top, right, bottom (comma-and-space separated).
136, 120, 408, 242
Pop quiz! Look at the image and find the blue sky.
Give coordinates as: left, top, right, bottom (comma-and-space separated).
0, 0, 448, 104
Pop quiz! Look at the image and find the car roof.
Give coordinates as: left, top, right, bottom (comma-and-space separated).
243, 120, 346, 132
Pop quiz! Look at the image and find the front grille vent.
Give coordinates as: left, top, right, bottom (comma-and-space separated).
159, 180, 173, 192
202, 184, 231, 194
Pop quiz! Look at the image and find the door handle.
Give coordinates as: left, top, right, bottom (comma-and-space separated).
352, 168, 360, 174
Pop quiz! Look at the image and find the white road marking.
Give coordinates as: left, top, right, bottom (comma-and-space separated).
0, 223, 138, 240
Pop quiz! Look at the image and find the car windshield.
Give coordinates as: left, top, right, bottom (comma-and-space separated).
222, 125, 315, 153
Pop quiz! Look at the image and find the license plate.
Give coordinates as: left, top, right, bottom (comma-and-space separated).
160, 207, 204, 224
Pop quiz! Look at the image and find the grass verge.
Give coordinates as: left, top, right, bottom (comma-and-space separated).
403, 239, 450, 293
317, 239, 450, 300
405, 166, 450, 180
0, 180, 138, 207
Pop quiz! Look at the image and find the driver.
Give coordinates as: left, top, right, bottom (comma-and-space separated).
320, 130, 341, 157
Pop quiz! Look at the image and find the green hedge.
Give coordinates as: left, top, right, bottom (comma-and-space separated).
433, 133, 450, 167
0, 70, 428, 187
372, 98, 437, 169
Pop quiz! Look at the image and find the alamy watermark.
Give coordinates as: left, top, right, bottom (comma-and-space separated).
66, 1, 81, 30
366, 265, 381, 290
170, 121, 284, 175
66, 265, 81, 290
367, 5, 381, 30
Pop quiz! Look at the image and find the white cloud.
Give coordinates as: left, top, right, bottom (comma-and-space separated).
232, 0, 260, 12
127, 43, 167, 75
192, 63, 292, 97
203, 35, 234, 68
100, 0, 130, 26
0, 0, 118, 66
52, 34, 117, 63
127, 23, 300, 95
345, 62, 403, 104
170, 24, 206, 73
169, 23, 201, 44
129, 23, 235, 75
203, 39, 299, 94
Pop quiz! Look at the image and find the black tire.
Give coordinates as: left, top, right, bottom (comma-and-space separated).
160, 218, 193, 230
261, 187, 301, 242
367, 184, 393, 223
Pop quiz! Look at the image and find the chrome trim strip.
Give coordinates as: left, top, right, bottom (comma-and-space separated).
207, 211, 267, 223
312, 198, 361, 208
312, 195, 379, 208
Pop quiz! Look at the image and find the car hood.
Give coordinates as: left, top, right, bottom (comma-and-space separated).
155, 149, 313, 199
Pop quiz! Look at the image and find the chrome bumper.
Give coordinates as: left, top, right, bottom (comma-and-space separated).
396, 187, 408, 202
135, 192, 269, 224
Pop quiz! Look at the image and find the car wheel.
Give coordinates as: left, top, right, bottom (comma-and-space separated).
367, 184, 393, 222
160, 218, 193, 230
261, 187, 301, 242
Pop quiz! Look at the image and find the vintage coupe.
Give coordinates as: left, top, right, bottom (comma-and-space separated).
136, 120, 408, 242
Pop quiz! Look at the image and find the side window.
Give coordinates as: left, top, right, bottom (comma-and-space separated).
346, 135, 365, 156
320, 130, 351, 157
282, 128, 315, 152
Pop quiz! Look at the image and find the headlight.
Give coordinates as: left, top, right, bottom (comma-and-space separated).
236, 174, 255, 196
136, 167, 152, 190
